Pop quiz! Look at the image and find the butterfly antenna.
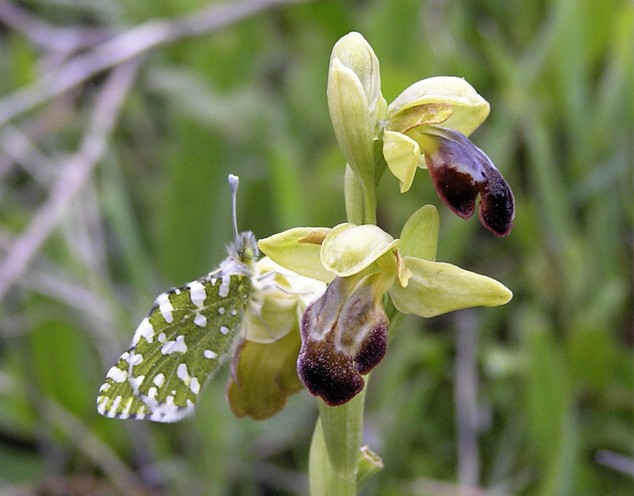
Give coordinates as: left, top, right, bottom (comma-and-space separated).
228, 174, 241, 244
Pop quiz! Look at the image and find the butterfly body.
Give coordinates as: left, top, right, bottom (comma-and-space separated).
97, 231, 258, 422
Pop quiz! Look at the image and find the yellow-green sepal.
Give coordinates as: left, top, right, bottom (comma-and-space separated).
258, 228, 334, 283
387, 76, 490, 137
227, 328, 303, 420
389, 256, 512, 317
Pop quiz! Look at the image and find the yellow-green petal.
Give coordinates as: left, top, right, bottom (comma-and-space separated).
389, 256, 512, 317
258, 228, 334, 282
399, 205, 439, 261
321, 223, 399, 277
387, 76, 490, 136
382, 130, 421, 193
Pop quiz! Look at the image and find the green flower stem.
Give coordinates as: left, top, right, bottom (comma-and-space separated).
344, 165, 364, 225
362, 183, 377, 225
344, 166, 376, 226
308, 168, 376, 496
309, 386, 368, 496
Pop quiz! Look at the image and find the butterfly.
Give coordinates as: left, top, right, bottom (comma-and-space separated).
96, 175, 259, 422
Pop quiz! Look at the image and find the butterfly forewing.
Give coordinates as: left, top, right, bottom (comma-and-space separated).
97, 272, 252, 422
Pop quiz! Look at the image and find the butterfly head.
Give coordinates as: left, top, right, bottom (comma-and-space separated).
218, 230, 258, 277
233, 231, 259, 264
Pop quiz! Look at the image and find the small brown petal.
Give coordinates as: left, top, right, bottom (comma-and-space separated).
423, 127, 514, 236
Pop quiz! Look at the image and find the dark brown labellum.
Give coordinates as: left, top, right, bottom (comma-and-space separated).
297, 277, 388, 406
423, 127, 514, 236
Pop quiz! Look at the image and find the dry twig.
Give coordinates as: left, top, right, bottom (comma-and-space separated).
0, 61, 139, 301
0, 0, 312, 126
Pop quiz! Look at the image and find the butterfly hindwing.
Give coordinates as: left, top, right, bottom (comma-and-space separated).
97, 353, 149, 419
97, 272, 252, 422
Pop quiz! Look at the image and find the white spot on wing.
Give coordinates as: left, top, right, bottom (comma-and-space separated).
128, 353, 143, 366
156, 293, 174, 323
132, 318, 154, 345
204, 350, 217, 359
106, 365, 127, 383
176, 363, 200, 395
194, 312, 207, 327
219, 275, 231, 297
220, 326, 230, 335
153, 373, 165, 387
188, 281, 206, 308
190, 377, 201, 395
129, 374, 145, 392
177, 363, 190, 383
96, 396, 108, 414
161, 335, 187, 355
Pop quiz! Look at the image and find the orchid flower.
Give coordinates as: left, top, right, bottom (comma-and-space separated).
258, 205, 511, 405
382, 76, 515, 236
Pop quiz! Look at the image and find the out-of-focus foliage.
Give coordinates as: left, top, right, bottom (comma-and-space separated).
0, 0, 631, 495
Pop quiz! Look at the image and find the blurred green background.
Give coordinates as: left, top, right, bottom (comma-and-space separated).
0, 0, 631, 495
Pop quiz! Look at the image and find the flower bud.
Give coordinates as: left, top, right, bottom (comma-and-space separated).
328, 32, 385, 188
